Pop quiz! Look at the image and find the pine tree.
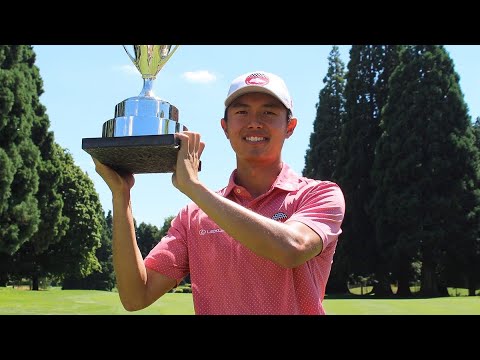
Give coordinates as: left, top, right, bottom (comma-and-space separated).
302, 46, 348, 294
335, 45, 403, 296
0, 45, 41, 256
10, 123, 70, 290
303, 45, 346, 181
371, 45, 480, 297
473, 117, 480, 149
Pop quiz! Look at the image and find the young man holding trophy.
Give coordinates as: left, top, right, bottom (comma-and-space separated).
93, 69, 345, 315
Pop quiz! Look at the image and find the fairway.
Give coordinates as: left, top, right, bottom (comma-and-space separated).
323, 296, 480, 315
1, 287, 479, 315
0, 287, 194, 315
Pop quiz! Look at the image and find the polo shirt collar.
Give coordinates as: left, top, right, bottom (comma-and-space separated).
222, 162, 302, 197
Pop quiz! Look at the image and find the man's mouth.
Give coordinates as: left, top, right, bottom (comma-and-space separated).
244, 136, 267, 142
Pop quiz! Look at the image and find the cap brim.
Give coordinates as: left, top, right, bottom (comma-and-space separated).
224, 86, 288, 110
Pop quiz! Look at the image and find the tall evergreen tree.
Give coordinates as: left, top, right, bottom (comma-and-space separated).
9, 135, 70, 290
30, 119, 69, 254
473, 117, 480, 149
105, 210, 113, 248
442, 120, 480, 297
371, 45, 480, 297
302, 45, 347, 294
471, 117, 480, 296
0, 45, 41, 256
335, 45, 402, 296
303, 45, 346, 181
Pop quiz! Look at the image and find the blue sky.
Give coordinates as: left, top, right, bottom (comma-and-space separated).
33, 45, 480, 228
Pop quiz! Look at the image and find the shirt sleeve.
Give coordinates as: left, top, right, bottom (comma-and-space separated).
144, 207, 190, 286
287, 181, 345, 250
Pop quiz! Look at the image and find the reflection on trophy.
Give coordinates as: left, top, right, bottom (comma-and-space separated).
82, 45, 191, 174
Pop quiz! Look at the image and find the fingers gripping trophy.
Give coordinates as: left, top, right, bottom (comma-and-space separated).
82, 45, 191, 174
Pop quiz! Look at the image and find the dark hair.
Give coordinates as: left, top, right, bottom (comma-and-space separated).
223, 106, 292, 122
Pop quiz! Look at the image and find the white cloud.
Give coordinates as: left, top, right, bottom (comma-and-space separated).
182, 70, 216, 84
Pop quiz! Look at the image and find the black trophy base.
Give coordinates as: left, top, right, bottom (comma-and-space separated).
82, 135, 179, 174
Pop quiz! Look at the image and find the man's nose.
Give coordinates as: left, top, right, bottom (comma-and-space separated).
246, 113, 264, 127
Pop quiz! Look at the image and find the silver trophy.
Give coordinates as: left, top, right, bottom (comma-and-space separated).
82, 45, 190, 174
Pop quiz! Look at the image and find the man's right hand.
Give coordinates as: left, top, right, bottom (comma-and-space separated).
92, 157, 135, 195
172, 131, 205, 198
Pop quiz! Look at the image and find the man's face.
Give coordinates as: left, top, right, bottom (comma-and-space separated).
221, 92, 296, 165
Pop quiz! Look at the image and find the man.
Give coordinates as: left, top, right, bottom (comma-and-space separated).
93, 70, 345, 315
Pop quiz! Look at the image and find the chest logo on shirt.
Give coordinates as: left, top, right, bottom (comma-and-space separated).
272, 212, 288, 222
199, 228, 225, 236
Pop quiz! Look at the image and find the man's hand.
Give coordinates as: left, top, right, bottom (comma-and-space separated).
172, 131, 205, 196
92, 157, 135, 195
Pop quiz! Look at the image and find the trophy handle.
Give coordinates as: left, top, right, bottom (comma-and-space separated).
122, 45, 136, 63
122, 45, 180, 64
162, 45, 180, 64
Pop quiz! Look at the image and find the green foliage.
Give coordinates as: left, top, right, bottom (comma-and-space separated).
9, 142, 70, 289
62, 210, 116, 291
29, 131, 69, 254
136, 222, 161, 259
0, 45, 41, 255
170, 283, 192, 293
371, 45, 480, 297
303, 45, 346, 181
302, 45, 348, 294
40, 150, 103, 280
334, 45, 403, 296
159, 215, 175, 238
473, 117, 480, 149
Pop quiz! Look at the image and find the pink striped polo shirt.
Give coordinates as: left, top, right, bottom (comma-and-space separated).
144, 163, 345, 315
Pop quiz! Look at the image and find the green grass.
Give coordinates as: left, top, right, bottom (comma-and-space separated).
0, 287, 194, 315
348, 285, 479, 297
1, 286, 479, 315
323, 296, 480, 315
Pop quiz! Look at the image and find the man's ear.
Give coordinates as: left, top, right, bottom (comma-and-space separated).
286, 117, 297, 138
221, 118, 229, 138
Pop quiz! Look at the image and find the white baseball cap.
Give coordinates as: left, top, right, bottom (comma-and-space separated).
224, 71, 293, 112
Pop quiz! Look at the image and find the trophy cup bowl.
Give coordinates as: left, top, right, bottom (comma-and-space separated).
82, 45, 193, 174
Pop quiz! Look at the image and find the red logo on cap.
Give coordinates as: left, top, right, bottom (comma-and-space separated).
245, 73, 269, 86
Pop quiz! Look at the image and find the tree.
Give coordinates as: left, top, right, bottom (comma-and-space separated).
371, 45, 480, 297
334, 45, 403, 296
136, 222, 161, 259
304, 45, 346, 181
0, 46, 41, 257
473, 117, 480, 149
62, 210, 115, 291
10, 140, 70, 290
302, 46, 348, 294
39, 149, 104, 283
159, 215, 175, 238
